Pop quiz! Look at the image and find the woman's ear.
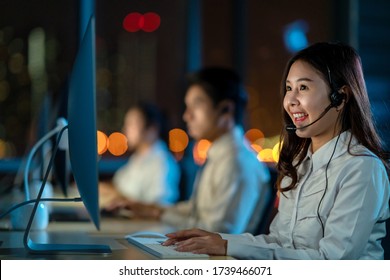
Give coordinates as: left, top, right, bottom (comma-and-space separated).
339, 85, 351, 104
335, 85, 351, 111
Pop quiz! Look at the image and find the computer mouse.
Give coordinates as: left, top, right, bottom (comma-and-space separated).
129, 231, 167, 239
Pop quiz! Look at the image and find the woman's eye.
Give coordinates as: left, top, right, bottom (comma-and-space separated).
286, 86, 291, 91
299, 85, 307, 90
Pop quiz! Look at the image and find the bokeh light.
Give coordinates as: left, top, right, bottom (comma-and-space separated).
245, 128, 265, 150
123, 12, 143, 32
284, 20, 309, 53
169, 128, 189, 153
123, 12, 161, 33
257, 148, 274, 163
193, 139, 211, 165
97, 130, 108, 155
250, 143, 263, 153
108, 132, 128, 156
0, 139, 15, 158
0, 139, 6, 158
272, 141, 282, 162
142, 12, 161, 32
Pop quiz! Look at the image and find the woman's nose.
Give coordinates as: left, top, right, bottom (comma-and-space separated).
285, 91, 299, 107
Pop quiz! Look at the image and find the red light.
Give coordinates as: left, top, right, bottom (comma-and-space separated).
142, 12, 160, 32
123, 12, 160, 33
123, 12, 143, 32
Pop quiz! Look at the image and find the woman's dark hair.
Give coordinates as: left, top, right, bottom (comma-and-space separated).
277, 42, 389, 192
186, 67, 248, 125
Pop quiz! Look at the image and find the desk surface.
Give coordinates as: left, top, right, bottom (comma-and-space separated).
0, 218, 231, 260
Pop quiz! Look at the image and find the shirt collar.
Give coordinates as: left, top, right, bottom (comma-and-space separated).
308, 130, 356, 173
207, 126, 246, 161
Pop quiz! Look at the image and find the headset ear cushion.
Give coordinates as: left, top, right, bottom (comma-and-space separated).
330, 91, 344, 107
220, 106, 229, 114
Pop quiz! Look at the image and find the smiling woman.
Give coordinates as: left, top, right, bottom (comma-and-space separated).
164, 42, 390, 260
283, 60, 345, 152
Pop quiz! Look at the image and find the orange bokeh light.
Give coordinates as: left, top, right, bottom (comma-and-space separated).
108, 132, 128, 156
169, 128, 189, 153
245, 128, 265, 148
97, 131, 109, 155
193, 139, 211, 165
257, 148, 275, 163
250, 143, 263, 153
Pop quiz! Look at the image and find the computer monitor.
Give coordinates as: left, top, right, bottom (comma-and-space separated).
23, 15, 111, 254
67, 15, 99, 230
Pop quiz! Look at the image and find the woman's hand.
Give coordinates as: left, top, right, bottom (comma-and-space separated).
163, 228, 227, 256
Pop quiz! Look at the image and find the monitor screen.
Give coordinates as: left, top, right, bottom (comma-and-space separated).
67, 15, 100, 230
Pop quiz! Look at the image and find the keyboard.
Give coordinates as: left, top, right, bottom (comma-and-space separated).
125, 233, 209, 259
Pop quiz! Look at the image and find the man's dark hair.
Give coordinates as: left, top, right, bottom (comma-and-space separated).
186, 67, 248, 125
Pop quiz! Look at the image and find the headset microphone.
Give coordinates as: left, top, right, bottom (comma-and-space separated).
285, 103, 334, 132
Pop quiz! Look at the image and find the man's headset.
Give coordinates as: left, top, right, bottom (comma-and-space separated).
220, 106, 230, 114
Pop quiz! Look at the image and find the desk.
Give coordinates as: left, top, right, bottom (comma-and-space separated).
0, 218, 231, 260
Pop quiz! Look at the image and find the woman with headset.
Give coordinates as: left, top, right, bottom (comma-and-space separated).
163, 42, 390, 259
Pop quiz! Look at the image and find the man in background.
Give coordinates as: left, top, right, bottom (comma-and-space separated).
107, 67, 271, 234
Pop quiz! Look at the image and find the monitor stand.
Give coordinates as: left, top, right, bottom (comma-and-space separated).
23, 124, 111, 255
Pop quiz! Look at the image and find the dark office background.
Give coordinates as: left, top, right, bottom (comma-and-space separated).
0, 0, 389, 187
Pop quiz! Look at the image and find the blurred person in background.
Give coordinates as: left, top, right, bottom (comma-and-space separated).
106, 67, 272, 234
99, 102, 180, 209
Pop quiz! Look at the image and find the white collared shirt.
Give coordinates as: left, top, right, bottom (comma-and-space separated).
162, 126, 271, 234
221, 131, 390, 259
113, 140, 180, 205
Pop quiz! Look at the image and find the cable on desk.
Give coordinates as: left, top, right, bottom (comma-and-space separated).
0, 197, 83, 220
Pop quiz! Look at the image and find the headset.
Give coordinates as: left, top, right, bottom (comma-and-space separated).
220, 106, 230, 114
317, 65, 344, 237
327, 66, 344, 108
317, 133, 341, 237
